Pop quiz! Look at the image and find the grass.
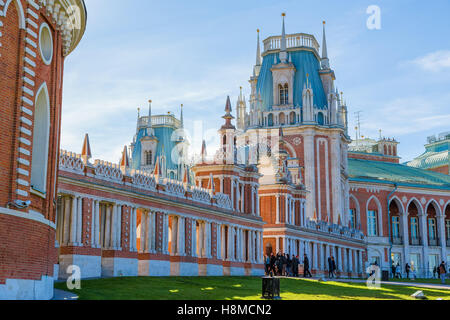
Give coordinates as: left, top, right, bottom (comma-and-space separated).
389, 278, 449, 285
55, 277, 450, 300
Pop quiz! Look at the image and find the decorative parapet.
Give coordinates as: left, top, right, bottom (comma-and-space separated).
94, 160, 123, 183
263, 33, 320, 55
213, 193, 233, 211
190, 186, 211, 204
163, 178, 186, 198
37, 0, 87, 55
59, 150, 85, 174
305, 218, 365, 242
131, 170, 157, 191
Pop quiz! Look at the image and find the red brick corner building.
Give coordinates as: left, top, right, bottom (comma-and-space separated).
0, 0, 87, 299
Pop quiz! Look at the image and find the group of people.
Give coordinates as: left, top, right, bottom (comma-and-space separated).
402, 261, 447, 284
263, 252, 313, 278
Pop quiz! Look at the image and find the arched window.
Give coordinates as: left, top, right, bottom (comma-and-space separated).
268, 114, 274, 127
349, 209, 356, 229
367, 210, 378, 236
317, 112, 324, 125
279, 83, 289, 105
289, 112, 296, 125
279, 113, 285, 125
145, 151, 153, 166
31, 83, 50, 194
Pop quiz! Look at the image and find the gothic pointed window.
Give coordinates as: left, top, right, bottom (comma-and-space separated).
279, 84, 289, 105
145, 151, 152, 166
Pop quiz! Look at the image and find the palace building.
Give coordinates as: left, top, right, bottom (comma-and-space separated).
1, 3, 449, 300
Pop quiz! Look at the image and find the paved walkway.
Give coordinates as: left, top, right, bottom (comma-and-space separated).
310, 277, 450, 290
53, 289, 78, 300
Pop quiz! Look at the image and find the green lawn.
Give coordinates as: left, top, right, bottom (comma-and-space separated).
389, 278, 449, 285
55, 277, 450, 300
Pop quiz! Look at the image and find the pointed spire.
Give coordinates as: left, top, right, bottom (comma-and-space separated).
281, 13, 287, 51
182, 165, 190, 185
148, 100, 152, 127
201, 140, 207, 163
280, 13, 288, 63
153, 156, 161, 176
81, 133, 92, 164
221, 96, 236, 130
321, 21, 330, 69
180, 104, 184, 128
120, 145, 130, 168
208, 173, 215, 193
256, 29, 261, 66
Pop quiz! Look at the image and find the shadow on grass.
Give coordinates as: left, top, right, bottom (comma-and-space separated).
54, 277, 450, 301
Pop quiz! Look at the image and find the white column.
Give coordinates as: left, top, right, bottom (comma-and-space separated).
140, 211, 147, 253
216, 223, 221, 259
76, 197, 82, 246
349, 249, 353, 273
151, 211, 157, 253
171, 216, 178, 256
359, 250, 363, 273
205, 221, 211, 258
69, 197, 78, 246
313, 242, 318, 269
95, 201, 100, 248
130, 207, 137, 252
116, 204, 122, 250
164, 213, 170, 254
251, 188, 255, 215
319, 244, 325, 270
192, 219, 197, 257
240, 184, 245, 213
177, 216, 185, 256
285, 195, 289, 224
69, 196, 77, 245
420, 213, 429, 277
256, 193, 260, 217
222, 225, 227, 260
276, 195, 280, 224
343, 248, 348, 273
438, 215, 447, 260
63, 197, 71, 246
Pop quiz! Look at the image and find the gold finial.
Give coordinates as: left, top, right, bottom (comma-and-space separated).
181, 104, 183, 108
148, 99, 152, 103
138, 107, 140, 113
282, 13, 286, 17
323, 21, 326, 25
257, 29, 260, 33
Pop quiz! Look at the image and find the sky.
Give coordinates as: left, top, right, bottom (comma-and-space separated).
61, 0, 450, 164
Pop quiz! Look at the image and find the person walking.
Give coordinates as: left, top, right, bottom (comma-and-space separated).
269, 253, 276, 277
439, 261, 447, 285
286, 254, 292, 277
328, 257, 334, 278
303, 254, 312, 278
292, 255, 299, 277
331, 256, 337, 278
395, 263, 402, 279
282, 254, 287, 276
405, 263, 410, 279
264, 255, 270, 276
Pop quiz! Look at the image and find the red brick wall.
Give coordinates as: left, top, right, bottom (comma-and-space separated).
0, 3, 21, 207
0, 214, 57, 283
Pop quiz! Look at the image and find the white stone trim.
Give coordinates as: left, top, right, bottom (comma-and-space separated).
0, 207, 56, 229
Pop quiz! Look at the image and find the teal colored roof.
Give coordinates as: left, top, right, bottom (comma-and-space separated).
348, 158, 450, 190
132, 126, 181, 172
256, 50, 327, 112
407, 139, 449, 171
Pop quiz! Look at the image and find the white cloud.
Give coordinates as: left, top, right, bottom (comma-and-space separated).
410, 50, 450, 72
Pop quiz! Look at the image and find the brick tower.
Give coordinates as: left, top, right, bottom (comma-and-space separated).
0, 0, 87, 299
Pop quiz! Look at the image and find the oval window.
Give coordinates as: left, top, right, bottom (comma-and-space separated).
39, 23, 53, 65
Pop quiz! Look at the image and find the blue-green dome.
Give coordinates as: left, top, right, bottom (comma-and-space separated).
256, 50, 328, 112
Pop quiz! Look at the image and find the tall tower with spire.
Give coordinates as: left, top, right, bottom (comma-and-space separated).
237, 15, 351, 227
236, 87, 247, 130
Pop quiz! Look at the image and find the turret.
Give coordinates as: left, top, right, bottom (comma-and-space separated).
302, 74, 314, 123
219, 96, 237, 164
236, 87, 247, 130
